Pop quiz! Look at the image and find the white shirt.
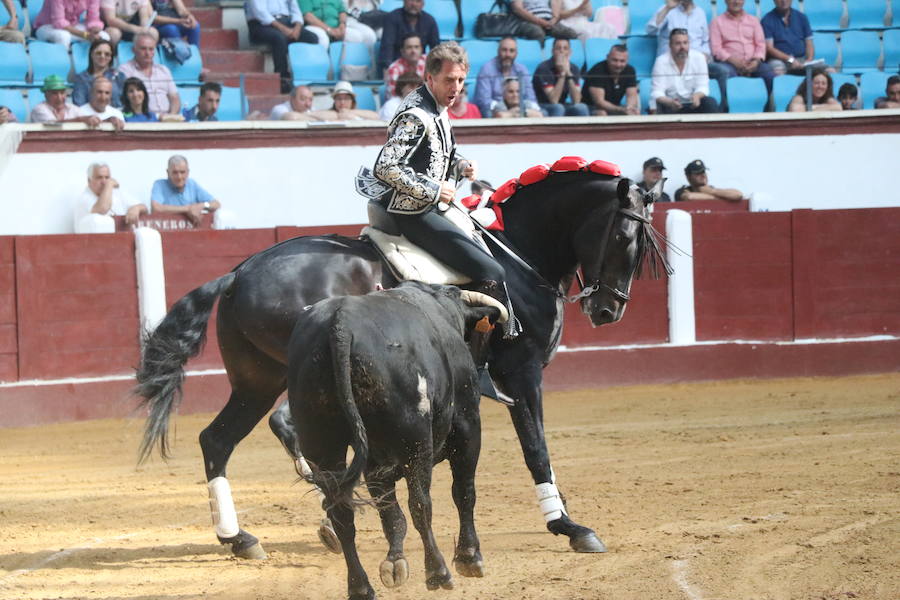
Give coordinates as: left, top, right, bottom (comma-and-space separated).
650, 49, 710, 105
378, 96, 402, 121
77, 103, 125, 121
73, 186, 139, 231
269, 100, 310, 120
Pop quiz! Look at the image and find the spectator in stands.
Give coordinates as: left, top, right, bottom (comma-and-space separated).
647, 1, 727, 101
558, 0, 616, 41
650, 29, 719, 114
30, 75, 85, 123
509, 0, 577, 43
151, 0, 200, 46
151, 155, 221, 225
1, 0, 26, 44
346, 0, 387, 31
72, 39, 125, 107
33, 0, 111, 48
675, 159, 744, 202
118, 32, 181, 116
637, 157, 672, 202
74, 162, 147, 233
710, 0, 773, 100
583, 44, 639, 116
246, 0, 319, 94
77, 77, 126, 130
182, 82, 221, 121
385, 34, 427, 96
270, 84, 318, 120
379, 0, 440, 73
121, 77, 159, 121
533, 38, 589, 116
787, 68, 840, 112
100, 0, 159, 45
311, 80, 380, 121
837, 83, 859, 111
491, 77, 542, 118
379, 72, 422, 120
448, 84, 481, 119
473, 37, 538, 118
0, 104, 17, 123
874, 75, 900, 110
300, 0, 376, 51
760, 0, 814, 76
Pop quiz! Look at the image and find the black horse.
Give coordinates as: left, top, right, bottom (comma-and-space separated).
135, 167, 667, 560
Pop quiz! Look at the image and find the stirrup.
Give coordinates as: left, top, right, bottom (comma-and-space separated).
500, 282, 522, 339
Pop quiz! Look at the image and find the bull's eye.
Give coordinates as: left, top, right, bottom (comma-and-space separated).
615, 233, 624, 243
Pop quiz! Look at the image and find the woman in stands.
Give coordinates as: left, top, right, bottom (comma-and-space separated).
72, 39, 125, 107
788, 69, 842, 112
32, 0, 111, 48
312, 81, 380, 121
120, 77, 159, 122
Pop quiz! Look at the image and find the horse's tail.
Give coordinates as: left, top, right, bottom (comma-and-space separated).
309, 308, 369, 510
135, 272, 236, 464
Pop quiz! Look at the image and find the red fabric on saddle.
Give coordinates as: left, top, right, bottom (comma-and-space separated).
460, 194, 482, 210
587, 159, 622, 176
487, 204, 505, 231
551, 156, 588, 172
491, 178, 519, 204
518, 164, 550, 186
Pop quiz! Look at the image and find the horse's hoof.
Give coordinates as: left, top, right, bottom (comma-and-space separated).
570, 532, 607, 553
453, 557, 484, 578
318, 518, 342, 554
236, 542, 268, 560
219, 529, 268, 560
425, 569, 454, 591
379, 557, 409, 588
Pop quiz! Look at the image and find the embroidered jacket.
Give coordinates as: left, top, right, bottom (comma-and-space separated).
372, 84, 468, 215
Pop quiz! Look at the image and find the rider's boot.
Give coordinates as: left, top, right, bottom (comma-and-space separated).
474, 280, 522, 340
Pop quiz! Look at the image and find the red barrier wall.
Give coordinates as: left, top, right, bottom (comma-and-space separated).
0, 237, 16, 382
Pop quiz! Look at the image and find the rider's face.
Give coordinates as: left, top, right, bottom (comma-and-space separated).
426, 60, 467, 109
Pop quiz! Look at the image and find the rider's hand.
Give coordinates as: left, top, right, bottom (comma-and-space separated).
438, 181, 456, 204
461, 160, 478, 181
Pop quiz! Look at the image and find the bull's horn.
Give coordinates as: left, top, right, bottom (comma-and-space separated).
460, 290, 509, 324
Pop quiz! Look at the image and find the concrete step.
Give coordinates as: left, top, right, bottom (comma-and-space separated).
201, 49, 264, 71
247, 94, 286, 116
200, 28, 239, 51
193, 6, 223, 28
206, 71, 281, 95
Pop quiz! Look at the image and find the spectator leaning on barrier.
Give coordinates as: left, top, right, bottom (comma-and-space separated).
378, 0, 440, 73
473, 37, 538, 118
33, 0, 110, 47
533, 37, 589, 116
0, 104, 16, 123
491, 77, 542, 118
270, 84, 321, 120
74, 162, 147, 233
637, 157, 672, 202
385, 33, 427, 96
837, 83, 858, 111
509, 0, 577, 43
72, 39, 125, 107
100, 0, 159, 45
245, 0, 319, 94
151, 155, 221, 226
675, 159, 744, 202
77, 77, 126, 130
582, 43, 639, 116
710, 0, 773, 99
0, 0, 26, 44
311, 80, 380, 121
787, 68, 840, 112
760, 0, 814, 76
121, 77, 159, 121
118, 32, 182, 117
874, 76, 900, 110
182, 82, 221, 122
650, 28, 719, 114
30, 75, 85, 123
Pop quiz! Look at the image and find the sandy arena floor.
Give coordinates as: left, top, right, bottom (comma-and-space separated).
0, 373, 898, 600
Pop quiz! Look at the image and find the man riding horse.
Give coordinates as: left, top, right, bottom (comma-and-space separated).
357, 41, 522, 341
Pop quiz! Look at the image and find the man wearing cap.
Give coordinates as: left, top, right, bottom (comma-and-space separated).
29, 75, 84, 123
638, 157, 672, 202
675, 159, 744, 202
77, 77, 126, 130
358, 41, 521, 340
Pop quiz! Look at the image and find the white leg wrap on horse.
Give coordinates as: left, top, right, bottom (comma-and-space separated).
296, 456, 328, 507
208, 476, 240, 538
535, 482, 567, 523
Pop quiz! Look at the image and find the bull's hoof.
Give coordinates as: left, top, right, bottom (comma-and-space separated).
453, 547, 484, 578
379, 557, 409, 588
218, 529, 268, 560
425, 568, 454, 591
569, 532, 607, 553
318, 518, 342, 554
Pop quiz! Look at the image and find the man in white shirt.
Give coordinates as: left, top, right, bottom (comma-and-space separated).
77, 78, 126, 130
650, 28, 719, 113
74, 163, 147, 233
269, 84, 320, 120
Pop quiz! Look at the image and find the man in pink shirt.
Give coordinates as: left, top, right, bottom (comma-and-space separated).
710, 0, 773, 109
118, 32, 181, 116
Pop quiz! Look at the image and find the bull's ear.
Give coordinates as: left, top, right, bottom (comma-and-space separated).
464, 306, 502, 331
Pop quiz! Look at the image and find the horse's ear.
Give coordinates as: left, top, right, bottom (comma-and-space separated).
616, 178, 633, 208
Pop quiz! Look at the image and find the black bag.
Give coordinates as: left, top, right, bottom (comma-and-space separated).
474, 0, 524, 39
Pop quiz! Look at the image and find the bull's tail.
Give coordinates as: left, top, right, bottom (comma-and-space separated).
134, 272, 236, 464
310, 309, 369, 510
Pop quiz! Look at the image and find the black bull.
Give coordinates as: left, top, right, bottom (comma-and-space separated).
135, 171, 664, 558
288, 282, 500, 600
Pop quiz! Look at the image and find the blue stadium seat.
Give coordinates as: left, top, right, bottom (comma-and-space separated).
27, 40, 72, 84
0, 0, 26, 33
161, 43, 202, 84
848, 0, 888, 29
461, 39, 497, 76
801, 0, 846, 31
627, 0, 660, 36
516, 39, 543, 72
27, 0, 43, 24
329, 41, 343, 79
381, 0, 402, 12
71, 40, 90, 74
725, 76, 769, 113
339, 42, 375, 80
117, 41, 135, 66
771, 74, 804, 111
584, 38, 617, 68
892, 0, 900, 28
839, 30, 882, 72
289, 42, 331, 84
430, 0, 460, 40
0, 42, 29, 85
830, 72, 859, 91
354, 85, 377, 111
692, 0, 712, 19
0, 88, 28, 122
178, 86, 198, 110
26, 87, 42, 112
637, 76, 651, 112
812, 32, 839, 65
884, 29, 900, 73
568, 38, 585, 70
624, 34, 657, 77
860, 71, 892, 108
460, 0, 494, 39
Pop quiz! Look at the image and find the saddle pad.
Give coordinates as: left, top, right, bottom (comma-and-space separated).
363, 226, 472, 286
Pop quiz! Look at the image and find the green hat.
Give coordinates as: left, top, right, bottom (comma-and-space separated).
41, 74, 70, 92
